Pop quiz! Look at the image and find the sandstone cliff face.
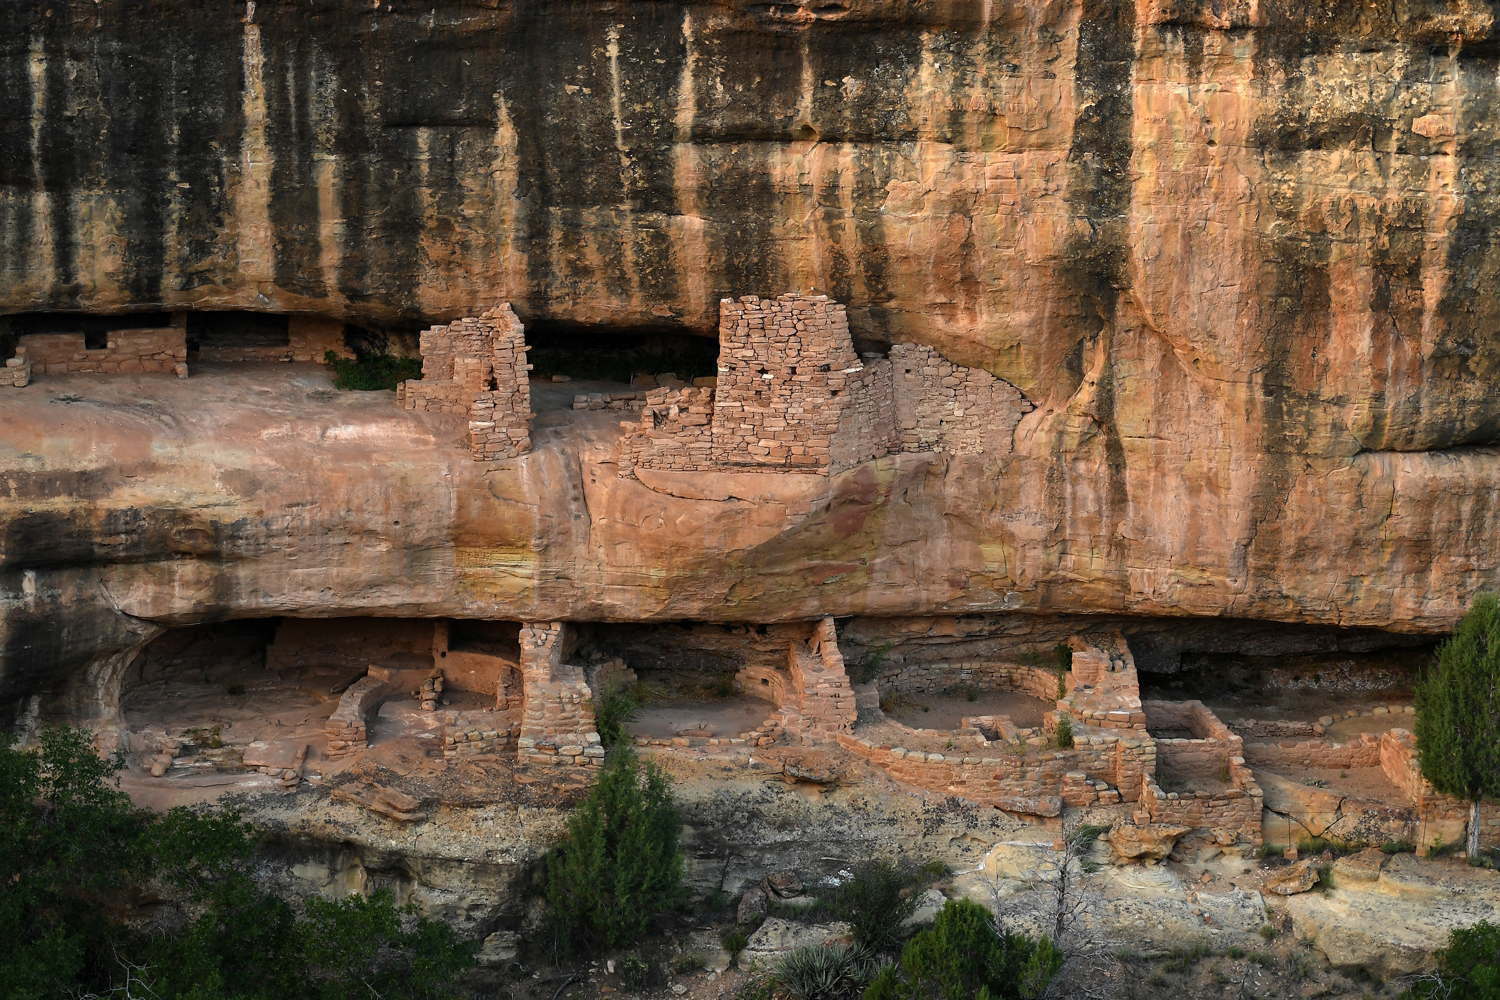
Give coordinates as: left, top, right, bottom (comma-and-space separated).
4, 0, 1500, 714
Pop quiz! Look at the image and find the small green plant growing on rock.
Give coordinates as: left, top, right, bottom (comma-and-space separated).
1414, 592, 1500, 858
544, 749, 686, 952
1054, 715, 1074, 750
1053, 643, 1072, 699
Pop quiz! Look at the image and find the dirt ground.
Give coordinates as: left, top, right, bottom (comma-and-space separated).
883, 689, 1053, 730
628, 699, 775, 740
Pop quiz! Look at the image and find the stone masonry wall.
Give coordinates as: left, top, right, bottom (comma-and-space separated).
1381, 729, 1500, 851
618, 387, 716, 476
197, 316, 353, 364
836, 730, 1154, 817
324, 674, 390, 759
517, 623, 602, 766
828, 359, 898, 471
1241, 733, 1384, 770
709, 294, 860, 471
14, 327, 188, 378
889, 343, 1031, 457
875, 660, 1057, 701
783, 617, 858, 743
397, 304, 532, 461
1142, 773, 1263, 844
1144, 699, 1246, 783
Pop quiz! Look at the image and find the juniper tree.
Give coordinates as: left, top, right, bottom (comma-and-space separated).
1415, 593, 1500, 857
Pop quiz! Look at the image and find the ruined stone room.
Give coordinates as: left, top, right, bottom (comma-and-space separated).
2, 1, 1499, 999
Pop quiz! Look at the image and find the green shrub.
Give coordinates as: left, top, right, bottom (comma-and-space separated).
722, 929, 749, 959
775, 944, 878, 1000
325, 350, 424, 391
0, 727, 475, 1000
544, 749, 686, 952
1405, 921, 1500, 999
862, 899, 1061, 1000
1414, 593, 1500, 857
1259, 924, 1278, 940
1055, 715, 1074, 750
620, 950, 655, 990
593, 678, 639, 748
1249, 951, 1273, 966
831, 859, 923, 951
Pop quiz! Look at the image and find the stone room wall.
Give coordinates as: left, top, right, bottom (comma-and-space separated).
517, 623, 602, 766
890, 343, 1031, 458
14, 327, 188, 377
782, 617, 859, 743
197, 316, 353, 364
265, 618, 435, 675
397, 305, 532, 461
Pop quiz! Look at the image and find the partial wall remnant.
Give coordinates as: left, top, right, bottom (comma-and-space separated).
325, 671, 391, 759
517, 623, 602, 766
13, 319, 190, 379
267, 618, 434, 676
396, 305, 532, 461
619, 294, 1032, 478
782, 617, 858, 743
1381, 729, 1500, 852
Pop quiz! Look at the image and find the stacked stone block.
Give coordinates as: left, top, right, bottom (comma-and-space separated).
4, 357, 31, 387
1142, 772, 1263, 843
517, 623, 603, 766
889, 343, 1031, 457
614, 293, 1032, 479
572, 390, 650, 411
397, 305, 533, 461
324, 673, 390, 759
15, 328, 189, 378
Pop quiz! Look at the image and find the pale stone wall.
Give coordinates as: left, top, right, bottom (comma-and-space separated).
1242, 733, 1384, 770
15, 328, 188, 378
889, 342, 1030, 457
397, 305, 532, 461
324, 674, 390, 759
1142, 772, 1263, 844
517, 623, 602, 766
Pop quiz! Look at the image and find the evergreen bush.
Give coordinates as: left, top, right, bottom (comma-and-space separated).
325, 350, 424, 391
1053, 643, 1072, 700
545, 749, 686, 951
593, 678, 640, 748
1414, 593, 1500, 856
1055, 714, 1074, 750
1405, 920, 1500, 999
861, 899, 1062, 1000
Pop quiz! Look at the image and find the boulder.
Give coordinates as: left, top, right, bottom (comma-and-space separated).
1331, 847, 1388, 884
1256, 772, 1345, 837
739, 919, 852, 965
1264, 860, 1320, 896
737, 888, 768, 924
1107, 823, 1191, 862
763, 871, 804, 898
902, 888, 947, 929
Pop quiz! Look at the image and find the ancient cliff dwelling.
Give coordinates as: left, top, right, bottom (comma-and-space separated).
3, 1, 1500, 998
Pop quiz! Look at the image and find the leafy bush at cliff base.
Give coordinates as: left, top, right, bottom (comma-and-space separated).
862, 899, 1062, 1000
325, 350, 424, 390
1405, 920, 1500, 999
1414, 592, 1500, 856
0, 727, 475, 1000
545, 748, 687, 952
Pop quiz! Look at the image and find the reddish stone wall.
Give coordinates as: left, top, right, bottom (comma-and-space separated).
875, 659, 1057, 700
1380, 729, 1500, 851
829, 359, 899, 471
16, 328, 188, 377
618, 387, 716, 476
397, 305, 532, 461
1242, 733, 1384, 770
1142, 773, 1263, 844
198, 316, 352, 364
266, 618, 433, 675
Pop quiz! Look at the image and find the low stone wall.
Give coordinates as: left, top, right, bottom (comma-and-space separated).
1381, 729, 1500, 851
4, 357, 31, 386
1242, 732, 1384, 770
572, 390, 650, 411
875, 660, 1057, 700
442, 710, 517, 759
837, 730, 1155, 814
737, 665, 788, 704
1142, 772, 1263, 844
618, 387, 716, 477
1226, 719, 1319, 739
267, 618, 434, 675
15, 329, 188, 377
1145, 700, 1246, 783
325, 674, 390, 759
